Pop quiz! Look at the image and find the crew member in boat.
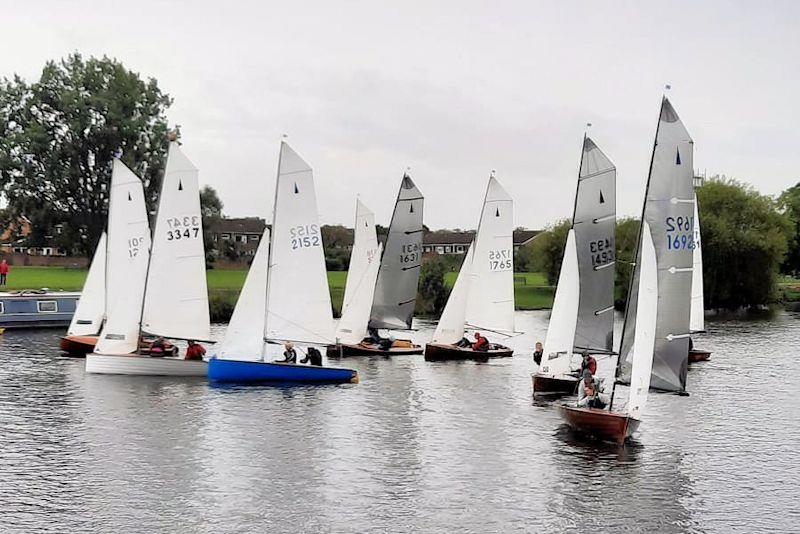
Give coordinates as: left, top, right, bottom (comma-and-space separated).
577, 370, 607, 409
300, 347, 323, 366
148, 336, 177, 357
185, 340, 206, 361
578, 351, 597, 376
533, 341, 543, 366
473, 332, 489, 352
277, 342, 298, 363
455, 336, 472, 348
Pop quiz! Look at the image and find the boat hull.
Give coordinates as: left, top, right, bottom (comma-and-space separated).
85, 353, 207, 376
59, 334, 98, 356
688, 349, 711, 363
326, 341, 423, 357
207, 358, 359, 384
558, 405, 640, 443
423, 343, 513, 362
532, 373, 579, 397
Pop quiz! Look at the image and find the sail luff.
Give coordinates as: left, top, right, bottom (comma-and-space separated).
431, 244, 474, 344
67, 232, 107, 336
541, 229, 580, 377
689, 193, 705, 333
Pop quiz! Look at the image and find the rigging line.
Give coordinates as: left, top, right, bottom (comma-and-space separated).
396, 196, 424, 202
279, 169, 311, 177
578, 168, 614, 181
265, 310, 335, 344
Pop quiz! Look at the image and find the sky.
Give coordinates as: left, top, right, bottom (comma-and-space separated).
2, 0, 799, 230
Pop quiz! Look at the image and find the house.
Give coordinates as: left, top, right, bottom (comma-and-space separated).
422, 229, 541, 255
208, 217, 267, 256
0, 216, 68, 257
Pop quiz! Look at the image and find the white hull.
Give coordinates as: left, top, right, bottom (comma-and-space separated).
85, 353, 207, 376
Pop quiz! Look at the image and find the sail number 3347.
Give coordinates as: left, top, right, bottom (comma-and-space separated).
166, 216, 201, 241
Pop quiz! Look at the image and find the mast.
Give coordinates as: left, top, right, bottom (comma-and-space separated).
261, 139, 283, 358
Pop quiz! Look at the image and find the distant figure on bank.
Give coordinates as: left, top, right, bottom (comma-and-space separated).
577, 370, 606, 409
533, 341, 543, 366
278, 342, 297, 363
579, 351, 597, 376
473, 332, 489, 352
301, 347, 323, 366
185, 340, 206, 361
0, 259, 9, 286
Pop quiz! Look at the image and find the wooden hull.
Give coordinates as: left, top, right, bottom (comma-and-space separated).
558, 405, 640, 444
326, 341, 423, 357
688, 349, 711, 363
207, 358, 359, 384
60, 334, 99, 356
532, 373, 578, 397
423, 343, 513, 362
85, 353, 207, 376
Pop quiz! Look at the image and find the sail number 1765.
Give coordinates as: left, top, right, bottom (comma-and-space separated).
488, 249, 512, 271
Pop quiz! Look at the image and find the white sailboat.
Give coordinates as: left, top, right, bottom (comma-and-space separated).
86, 142, 209, 376
424, 175, 515, 361
533, 136, 616, 395
208, 141, 358, 384
688, 193, 710, 362
60, 232, 106, 355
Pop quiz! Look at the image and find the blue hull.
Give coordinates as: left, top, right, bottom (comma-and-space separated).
208, 358, 359, 385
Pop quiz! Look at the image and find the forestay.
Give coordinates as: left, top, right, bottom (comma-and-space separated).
619, 98, 694, 393
336, 200, 381, 344
141, 142, 210, 341
67, 232, 106, 336
689, 193, 704, 333
95, 160, 151, 354
265, 142, 334, 345
431, 244, 474, 344
541, 136, 615, 376
369, 175, 424, 330
465, 177, 515, 334
216, 229, 270, 361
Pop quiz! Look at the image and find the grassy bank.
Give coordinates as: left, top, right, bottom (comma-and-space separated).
4, 266, 555, 321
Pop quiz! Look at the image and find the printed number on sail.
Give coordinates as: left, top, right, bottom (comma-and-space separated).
589, 238, 614, 267
488, 249, 512, 271
128, 237, 144, 258
166, 216, 201, 241
665, 216, 695, 250
400, 243, 420, 264
290, 224, 321, 249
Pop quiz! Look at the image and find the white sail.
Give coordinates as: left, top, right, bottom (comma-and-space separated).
216, 229, 270, 361
95, 160, 151, 354
341, 200, 379, 314
265, 142, 334, 345
431, 244, 474, 344
689, 193, 705, 333
336, 243, 383, 344
141, 142, 210, 341
464, 177, 515, 335
627, 222, 658, 420
540, 229, 579, 377
67, 232, 107, 336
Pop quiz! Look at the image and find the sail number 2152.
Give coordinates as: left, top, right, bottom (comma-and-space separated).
290, 224, 321, 249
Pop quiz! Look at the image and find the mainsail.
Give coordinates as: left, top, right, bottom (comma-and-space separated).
95, 160, 151, 354
369, 175, 424, 330
67, 232, 106, 336
689, 193, 705, 333
541, 136, 616, 377
141, 142, 210, 341
336, 200, 381, 344
619, 97, 694, 393
264, 142, 334, 345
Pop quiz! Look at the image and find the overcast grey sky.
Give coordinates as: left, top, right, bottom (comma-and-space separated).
3, 1, 799, 230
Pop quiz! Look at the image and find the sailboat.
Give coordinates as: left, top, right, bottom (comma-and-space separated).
532, 136, 616, 396
207, 141, 358, 384
688, 193, 711, 362
424, 176, 515, 361
326, 200, 385, 357
559, 97, 692, 441
333, 174, 425, 356
59, 232, 107, 355
86, 142, 210, 376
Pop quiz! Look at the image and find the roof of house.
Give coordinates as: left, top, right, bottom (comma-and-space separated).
423, 229, 541, 247
209, 217, 267, 235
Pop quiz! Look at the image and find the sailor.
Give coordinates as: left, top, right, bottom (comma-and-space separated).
577, 370, 607, 409
301, 347, 323, 366
277, 342, 298, 363
579, 351, 597, 376
533, 341, 544, 366
455, 336, 472, 348
185, 340, 206, 361
473, 332, 489, 352
149, 336, 176, 357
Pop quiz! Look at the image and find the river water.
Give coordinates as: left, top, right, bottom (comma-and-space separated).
0, 310, 797, 533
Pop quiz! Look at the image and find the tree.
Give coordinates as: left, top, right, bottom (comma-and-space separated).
0, 53, 173, 257
614, 217, 641, 308
416, 255, 448, 315
528, 219, 570, 285
698, 178, 791, 308
200, 185, 224, 264
778, 182, 800, 276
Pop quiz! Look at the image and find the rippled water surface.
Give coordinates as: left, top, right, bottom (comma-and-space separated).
0, 310, 798, 533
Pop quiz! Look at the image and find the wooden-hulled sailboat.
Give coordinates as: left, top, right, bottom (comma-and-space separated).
533, 136, 616, 396
86, 142, 209, 376
688, 194, 711, 363
59, 232, 106, 355
333, 174, 425, 356
618, 97, 695, 394
208, 141, 358, 384
424, 176, 515, 361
